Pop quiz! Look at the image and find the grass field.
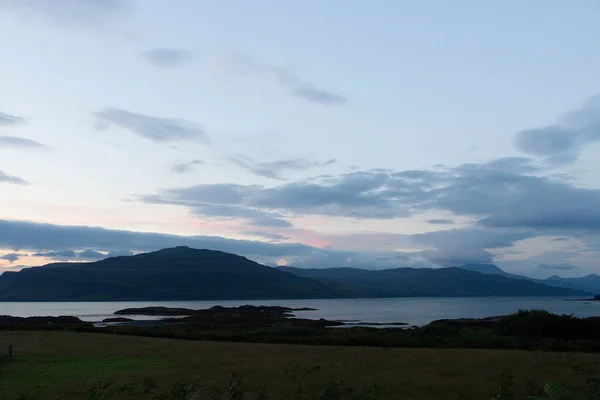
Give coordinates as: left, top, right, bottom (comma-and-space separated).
1, 331, 599, 399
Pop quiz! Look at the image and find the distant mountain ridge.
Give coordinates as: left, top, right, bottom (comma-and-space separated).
0, 247, 586, 301
0, 247, 332, 301
456, 263, 599, 295
458, 263, 516, 278
279, 265, 584, 297
543, 274, 600, 295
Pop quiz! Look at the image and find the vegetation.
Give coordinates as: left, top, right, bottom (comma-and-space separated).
4, 308, 600, 353
0, 247, 584, 301
0, 247, 332, 301
1, 331, 599, 400
280, 266, 585, 297
3, 308, 600, 398
61, 309, 599, 353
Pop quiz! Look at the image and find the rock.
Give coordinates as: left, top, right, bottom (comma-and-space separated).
102, 317, 134, 323
0, 315, 84, 325
114, 307, 195, 316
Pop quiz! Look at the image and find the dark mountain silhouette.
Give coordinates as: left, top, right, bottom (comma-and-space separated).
457, 263, 598, 295
543, 274, 600, 295
0, 247, 332, 301
0, 247, 585, 301
278, 266, 584, 297
458, 263, 515, 278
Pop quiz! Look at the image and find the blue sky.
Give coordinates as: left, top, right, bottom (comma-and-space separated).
1, 0, 600, 277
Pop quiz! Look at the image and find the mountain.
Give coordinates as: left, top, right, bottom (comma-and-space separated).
0, 247, 332, 301
456, 264, 598, 295
0, 247, 585, 301
279, 266, 585, 297
458, 263, 515, 278
543, 274, 600, 295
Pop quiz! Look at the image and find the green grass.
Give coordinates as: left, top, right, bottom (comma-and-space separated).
2, 355, 166, 395
1, 331, 599, 399
1, 353, 167, 399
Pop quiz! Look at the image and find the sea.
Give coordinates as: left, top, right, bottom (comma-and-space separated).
2, 297, 599, 326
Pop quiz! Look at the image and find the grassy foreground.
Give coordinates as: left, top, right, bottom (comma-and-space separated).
1, 331, 599, 400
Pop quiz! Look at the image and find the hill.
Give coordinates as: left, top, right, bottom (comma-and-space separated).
0, 247, 332, 301
543, 274, 600, 295
0, 247, 585, 301
279, 266, 585, 297
456, 263, 598, 295
458, 263, 515, 278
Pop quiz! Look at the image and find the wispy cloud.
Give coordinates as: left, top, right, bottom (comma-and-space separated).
1, 253, 24, 263
229, 154, 336, 180
142, 48, 191, 68
0, 170, 28, 185
0, 136, 47, 149
79, 249, 106, 260
514, 94, 600, 165
215, 52, 347, 106
0, 0, 131, 27
425, 219, 455, 225
537, 263, 580, 271
0, 111, 27, 126
274, 68, 347, 105
242, 231, 289, 241
33, 249, 108, 261
140, 156, 600, 233
94, 108, 209, 144
0, 219, 306, 257
0, 219, 427, 270
33, 250, 76, 259
170, 160, 203, 174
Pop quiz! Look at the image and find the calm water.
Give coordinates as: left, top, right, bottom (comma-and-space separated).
2, 297, 599, 326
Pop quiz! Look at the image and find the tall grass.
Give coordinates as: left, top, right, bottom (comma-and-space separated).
73, 364, 389, 400
6, 362, 600, 400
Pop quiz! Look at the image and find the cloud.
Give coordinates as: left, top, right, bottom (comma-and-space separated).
79, 249, 106, 260
0, 219, 310, 258
537, 263, 580, 271
242, 231, 289, 241
140, 157, 557, 224
170, 160, 203, 174
140, 154, 600, 260
0, 136, 47, 149
189, 204, 293, 228
0, 170, 28, 185
32, 249, 129, 261
107, 250, 134, 258
229, 154, 336, 180
7, 149, 600, 271
0, 218, 592, 273
94, 108, 209, 144
273, 69, 347, 105
139, 171, 402, 222
514, 95, 600, 165
215, 52, 347, 106
1, 0, 131, 27
33, 250, 76, 259
142, 48, 191, 68
413, 228, 534, 266
425, 219, 455, 225
0, 219, 442, 270
421, 248, 495, 266
140, 185, 293, 228
1, 253, 24, 263
0, 111, 26, 126
551, 237, 570, 242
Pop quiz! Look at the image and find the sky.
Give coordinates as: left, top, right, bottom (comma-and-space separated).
1, 0, 600, 278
